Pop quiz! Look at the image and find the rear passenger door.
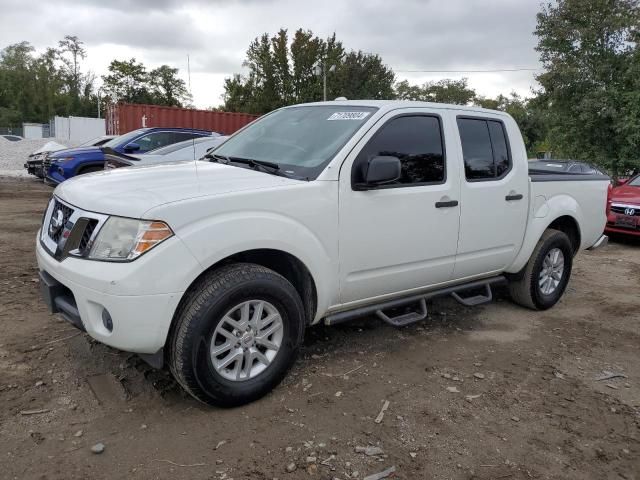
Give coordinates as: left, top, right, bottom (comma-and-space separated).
454, 115, 528, 279
338, 110, 461, 304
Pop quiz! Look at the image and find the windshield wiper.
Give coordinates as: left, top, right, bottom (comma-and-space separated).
204, 152, 232, 164
204, 153, 278, 172
205, 153, 308, 180
228, 157, 280, 173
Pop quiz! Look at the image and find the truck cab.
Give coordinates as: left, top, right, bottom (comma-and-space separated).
36, 101, 609, 407
44, 127, 216, 185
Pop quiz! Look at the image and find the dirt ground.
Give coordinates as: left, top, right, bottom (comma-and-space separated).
1, 176, 639, 480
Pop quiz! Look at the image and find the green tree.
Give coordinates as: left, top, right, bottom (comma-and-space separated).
58, 35, 86, 106
534, 0, 640, 175
149, 65, 191, 107
101, 58, 152, 104
394, 78, 476, 104
0, 42, 36, 125
476, 93, 547, 155
332, 51, 395, 100
223, 29, 395, 114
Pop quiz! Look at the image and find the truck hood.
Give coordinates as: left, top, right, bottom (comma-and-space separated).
54, 160, 302, 218
610, 184, 640, 205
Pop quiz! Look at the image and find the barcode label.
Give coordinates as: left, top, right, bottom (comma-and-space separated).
327, 112, 371, 121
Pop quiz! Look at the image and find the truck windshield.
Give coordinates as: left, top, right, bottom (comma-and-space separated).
212, 105, 377, 179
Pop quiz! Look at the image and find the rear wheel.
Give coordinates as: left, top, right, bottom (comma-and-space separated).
169, 263, 305, 407
508, 229, 573, 310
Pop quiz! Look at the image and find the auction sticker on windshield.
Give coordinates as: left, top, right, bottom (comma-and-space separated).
327, 112, 371, 120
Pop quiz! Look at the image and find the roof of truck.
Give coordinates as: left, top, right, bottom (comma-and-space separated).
290, 100, 510, 117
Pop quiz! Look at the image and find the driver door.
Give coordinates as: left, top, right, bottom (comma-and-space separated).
338, 109, 461, 305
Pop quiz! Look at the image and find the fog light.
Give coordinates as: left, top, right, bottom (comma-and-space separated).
101, 308, 113, 332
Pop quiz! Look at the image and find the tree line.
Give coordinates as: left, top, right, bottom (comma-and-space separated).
0, 36, 192, 128
222, 0, 640, 174
0, 0, 638, 173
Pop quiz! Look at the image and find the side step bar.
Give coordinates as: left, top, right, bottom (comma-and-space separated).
376, 298, 428, 327
324, 276, 506, 327
451, 283, 493, 306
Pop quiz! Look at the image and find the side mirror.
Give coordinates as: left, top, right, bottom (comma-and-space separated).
124, 142, 141, 153
362, 156, 401, 188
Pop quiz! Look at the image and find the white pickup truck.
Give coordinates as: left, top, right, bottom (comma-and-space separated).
37, 100, 609, 406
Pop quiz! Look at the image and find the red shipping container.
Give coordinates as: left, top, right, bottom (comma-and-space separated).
105, 103, 259, 136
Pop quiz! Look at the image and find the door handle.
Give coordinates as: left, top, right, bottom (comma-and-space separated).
435, 200, 459, 208
505, 194, 523, 201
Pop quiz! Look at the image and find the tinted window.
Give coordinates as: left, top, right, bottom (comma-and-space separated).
457, 119, 494, 179
458, 118, 511, 180
104, 129, 150, 149
133, 132, 180, 152
353, 115, 445, 186
174, 132, 203, 143
487, 121, 510, 176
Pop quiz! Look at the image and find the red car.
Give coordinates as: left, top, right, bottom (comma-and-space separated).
606, 174, 640, 237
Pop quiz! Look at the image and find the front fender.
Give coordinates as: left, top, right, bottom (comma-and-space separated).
507, 194, 583, 273
169, 210, 337, 322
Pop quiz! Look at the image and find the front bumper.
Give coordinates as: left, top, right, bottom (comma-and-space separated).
45, 168, 65, 186
25, 159, 45, 178
36, 232, 200, 354
605, 225, 640, 237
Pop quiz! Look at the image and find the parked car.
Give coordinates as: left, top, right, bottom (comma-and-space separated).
528, 159, 606, 175
605, 173, 640, 237
37, 100, 609, 407
44, 128, 217, 185
25, 136, 117, 179
104, 136, 229, 170
1, 134, 23, 142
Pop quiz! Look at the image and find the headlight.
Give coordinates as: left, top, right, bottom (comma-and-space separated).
88, 217, 173, 262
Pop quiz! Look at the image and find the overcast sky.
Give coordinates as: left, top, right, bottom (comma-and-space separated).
0, 0, 544, 108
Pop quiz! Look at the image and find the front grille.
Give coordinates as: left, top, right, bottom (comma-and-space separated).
611, 205, 640, 216
43, 156, 52, 172
41, 197, 108, 261
47, 199, 74, 243
78, 219, 98, 253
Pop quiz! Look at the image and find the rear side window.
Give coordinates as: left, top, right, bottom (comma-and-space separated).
174, 132, 203, 142
352, 115, 445, 187
457, 118, 511, 180
132, 132, 179, 152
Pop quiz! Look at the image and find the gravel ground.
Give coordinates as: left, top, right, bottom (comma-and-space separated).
0, 137, 71, 177
1, 177, 639, 480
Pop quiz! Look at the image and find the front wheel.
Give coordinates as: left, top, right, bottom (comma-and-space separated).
169, 263, 305, 407
508, 229, 573, 310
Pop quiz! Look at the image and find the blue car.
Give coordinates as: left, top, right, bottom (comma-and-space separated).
44, 127, 216, 185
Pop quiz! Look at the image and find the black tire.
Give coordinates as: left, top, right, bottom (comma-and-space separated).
169, 263, 305, 407
508, 229, 573, 310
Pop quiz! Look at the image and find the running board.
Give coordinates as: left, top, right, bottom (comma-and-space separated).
324, 276, 506, 327
450, 283, 493, 306
376, 298, 428, 327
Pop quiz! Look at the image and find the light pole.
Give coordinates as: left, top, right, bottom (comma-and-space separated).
97, 87, 104, 118
314, 62, 336, 101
